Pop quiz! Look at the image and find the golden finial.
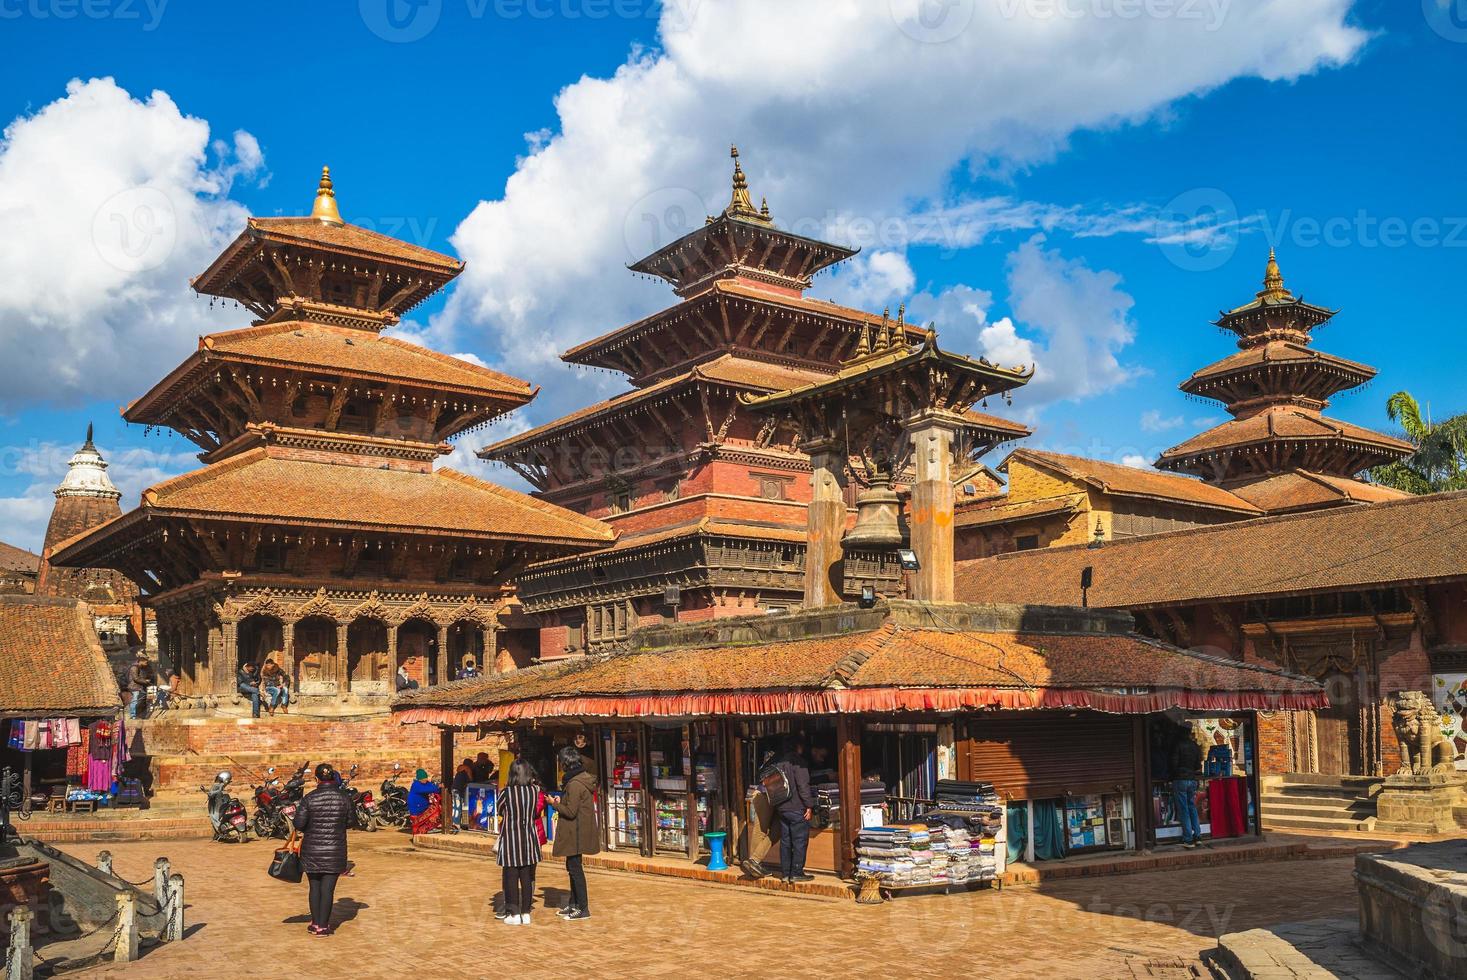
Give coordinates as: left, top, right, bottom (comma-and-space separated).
892, 304, 905, 348
760, 196, 770, 219
311, 166, 343, 226
1258, 246, 1290, 301
727, 144, 757, 217
855, 321, 872, 357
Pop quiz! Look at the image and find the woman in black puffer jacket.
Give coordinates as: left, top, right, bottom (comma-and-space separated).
293, 763, 352, 936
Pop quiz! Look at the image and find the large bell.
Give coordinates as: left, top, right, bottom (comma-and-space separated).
844, 477, 904, 550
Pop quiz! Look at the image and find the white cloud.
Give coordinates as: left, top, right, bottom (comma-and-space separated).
0, 77, 264, 410
434, 0, 1365, 429
1120, 454, 1152, 469
1140, 409, 1186, 432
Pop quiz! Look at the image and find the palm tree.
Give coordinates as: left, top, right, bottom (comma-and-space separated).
1368, 391, 1467, 494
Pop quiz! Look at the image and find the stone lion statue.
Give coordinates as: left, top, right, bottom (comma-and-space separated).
1392, 690, 1456, 776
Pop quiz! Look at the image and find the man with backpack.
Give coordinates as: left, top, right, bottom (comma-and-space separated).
770, 736, 816, 882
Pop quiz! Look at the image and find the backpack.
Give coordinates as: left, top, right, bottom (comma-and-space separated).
756, 761, 792, 808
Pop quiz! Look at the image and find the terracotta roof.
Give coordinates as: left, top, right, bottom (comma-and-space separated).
1225, 470, 1410, 514
394, 614, 1324, 724
1158, 406, 1414, 462
1182, 341, 1374, 390
244, 217, 461, 272
480, 355, 826, 458
561, 278, 928, 367
52, 448, 613, 557
0, 541, 40, 575
954, 496, 1081, 529
955, 490, 1467, 609
1004, 450, 1261, 514
0, 596, 122, 718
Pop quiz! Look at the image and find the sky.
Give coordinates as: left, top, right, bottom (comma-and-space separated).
0, 0, 1463, 553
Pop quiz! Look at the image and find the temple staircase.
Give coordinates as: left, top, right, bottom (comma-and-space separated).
1259, 774, 1382, 833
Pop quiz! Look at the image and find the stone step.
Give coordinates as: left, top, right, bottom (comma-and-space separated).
1261, 813, 1377, 833
22, 816, 211, 844
1266, 783, 1382, 801
1268, 773, 1383, 790
1261, 793, 1376, 811
1262, 802, 1376, 820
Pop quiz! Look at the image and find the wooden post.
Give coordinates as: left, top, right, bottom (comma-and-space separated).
907, 410, 961, 602
112, 891, 139, 963
280, 621, 295, 694
484, 624, 498, 675
637, 724, 653, 858
836, 715, 862, 880
684, 724, 698, 861
6, 906, 34, 980
1247, 711, 1263, 838
1132, 716, 1151, 851
439, 726, 454, 833
152, 858, 170, 906
335, 622, 350, 694
164, 873, 185, 943
802, 438, 848, 608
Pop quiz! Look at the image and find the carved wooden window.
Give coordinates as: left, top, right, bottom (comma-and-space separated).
1015, 534, 1039, 551
611, 490, 631, 513
448, 555, 476, 582
257, 543, 287, 572
337, 399, 370, 434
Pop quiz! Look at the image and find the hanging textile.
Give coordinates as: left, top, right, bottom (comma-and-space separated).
1207, 776, 1249, 839
1006, 802, 1028, 865
86, 720, 117, 792
7, 722, 23, 751
1031, 799, 1069, 861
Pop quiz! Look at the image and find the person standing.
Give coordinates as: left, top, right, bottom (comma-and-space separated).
1170, 728, 1205, 849
236, 661, 264, 719
292, 763, 352, 936
470, 751, 497, 784
126, 654, 155, 719
549, 745, 599, 920
775, 736, 816, 883
496, 759, 543, 925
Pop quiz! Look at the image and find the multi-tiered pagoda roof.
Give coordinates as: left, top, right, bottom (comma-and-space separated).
1157, 251, 1411, 509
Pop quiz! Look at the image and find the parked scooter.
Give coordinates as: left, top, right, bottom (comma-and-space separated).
377, 763, 409, 829
339, 764, 379, 831
202, 770, 249, 843
251, 761, 309, 839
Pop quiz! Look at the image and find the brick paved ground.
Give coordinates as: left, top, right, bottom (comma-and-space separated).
59, 836, 1368, 980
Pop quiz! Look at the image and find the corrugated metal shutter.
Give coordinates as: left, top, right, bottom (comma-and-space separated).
965, 712, 1135, 800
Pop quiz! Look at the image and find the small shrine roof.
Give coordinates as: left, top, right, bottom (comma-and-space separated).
0, 540, 41, 575
1181, 341, 1375, 392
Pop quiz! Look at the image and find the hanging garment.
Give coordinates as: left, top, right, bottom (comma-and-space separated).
66, 738, 88, 779
55, 718, 81, 746
21, 722, 39, 751
86, 757, 113, 792
1207, 776, 1249, 838
7, 722, 22, 751
88, 721, 113, 760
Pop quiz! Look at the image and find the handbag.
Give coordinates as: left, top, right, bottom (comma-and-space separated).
268, 828, 304, 883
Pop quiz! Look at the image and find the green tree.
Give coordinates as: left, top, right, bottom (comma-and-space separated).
1368, 391, 1467, 493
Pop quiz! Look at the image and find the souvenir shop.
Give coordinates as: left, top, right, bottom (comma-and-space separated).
1146, 713, 1258, 844
2, 714, 136, 813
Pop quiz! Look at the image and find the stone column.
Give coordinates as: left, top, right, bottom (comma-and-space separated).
335, 622, 349, 694
907, 410, 962, 603
802, 438, 848, 609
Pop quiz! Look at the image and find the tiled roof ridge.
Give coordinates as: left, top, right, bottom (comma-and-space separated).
433, 468, 615, 540
246, 215, 463, 270
1005, 448, 1261, 512
821, 621, 900, 688
375, 336, 536, 394
143, 448, 268, 503
1143, 633, 1321, 685
1185, 341, 1376, 382
977, 487, 1467, 565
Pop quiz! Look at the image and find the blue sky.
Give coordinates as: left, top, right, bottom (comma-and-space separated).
1, 0, 1463, 551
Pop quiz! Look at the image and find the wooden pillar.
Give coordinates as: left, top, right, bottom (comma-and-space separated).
684, 724, 698, 861
281, 621, 295, 690
335, 622, 349, 694
207, 621, 227, 697
802, 438, 848, 609
435, 624, 449, 687
907, 410, 961, 602
483, 624, 497, 675
637, 724, 654, 858
439, 726, 455, 833
836, 714, 861, 880
1132, 716, 1151, 850
386, 625, 398, 675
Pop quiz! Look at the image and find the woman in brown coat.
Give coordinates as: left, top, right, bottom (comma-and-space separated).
549, 745, 600, 920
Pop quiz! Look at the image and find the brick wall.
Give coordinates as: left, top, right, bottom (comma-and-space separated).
1255, 711, 1293, 775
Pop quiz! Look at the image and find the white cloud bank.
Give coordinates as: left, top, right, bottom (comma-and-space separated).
438, 0, 1366, 423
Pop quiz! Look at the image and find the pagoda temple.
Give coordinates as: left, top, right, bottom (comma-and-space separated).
1156, 250, 1413, 509
480, 148, 1030, 657
52, 169, 613, 705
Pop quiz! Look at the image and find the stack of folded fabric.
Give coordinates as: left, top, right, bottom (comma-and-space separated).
856, 826, 915, 885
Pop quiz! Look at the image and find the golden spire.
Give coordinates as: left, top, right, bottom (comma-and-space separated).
855, 318, 873, 357
723, 145, 770, 223
311, 166, 344, 226
1258, 246, 1291, 301
891, 304, 905, 348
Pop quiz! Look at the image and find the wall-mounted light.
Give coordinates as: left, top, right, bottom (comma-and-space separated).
897, 548, 919, 571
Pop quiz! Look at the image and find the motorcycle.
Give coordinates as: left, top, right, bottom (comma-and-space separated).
339, 764, 378, 832
203, 771, 250, 843
377, 762, 409, 829
251, 762, 309, 839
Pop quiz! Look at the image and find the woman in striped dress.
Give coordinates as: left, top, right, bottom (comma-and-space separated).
496, 759, 543, 925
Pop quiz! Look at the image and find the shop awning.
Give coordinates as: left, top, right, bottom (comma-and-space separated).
394, 620, 1327, 726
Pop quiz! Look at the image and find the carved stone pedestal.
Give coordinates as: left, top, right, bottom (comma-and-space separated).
1373, 772, 1466, 836
1357, 842, 1467, 979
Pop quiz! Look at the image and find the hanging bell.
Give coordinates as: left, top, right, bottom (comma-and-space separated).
843, 473, 904, 551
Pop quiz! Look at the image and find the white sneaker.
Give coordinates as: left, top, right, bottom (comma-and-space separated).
518, 914, 531, 926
